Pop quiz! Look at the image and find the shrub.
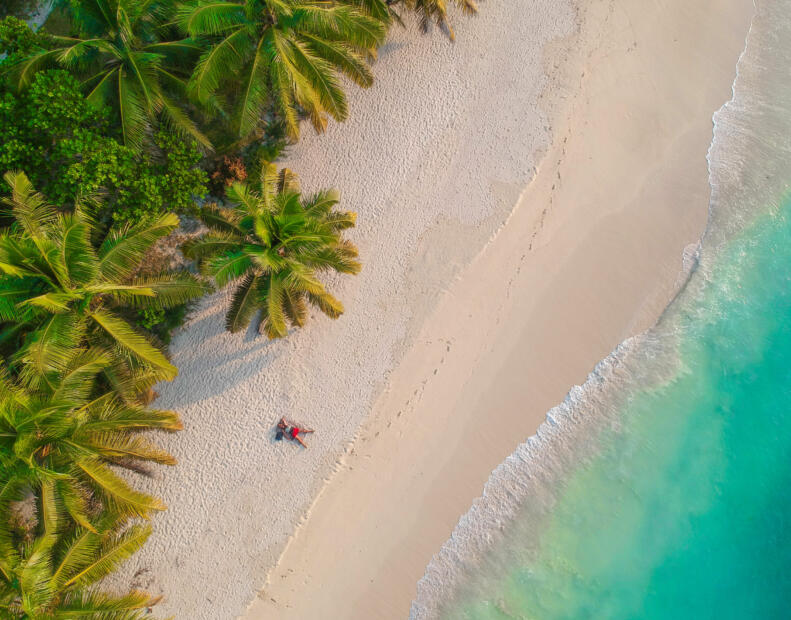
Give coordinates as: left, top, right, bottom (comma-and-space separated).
0, 70, 208, 224
0, 16, 50, 60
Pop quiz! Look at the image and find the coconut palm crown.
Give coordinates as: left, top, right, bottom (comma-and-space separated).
0, 172, 210, 395
7, 0, 211, 152
0, 349, 181, 525
183, 164, 361, 337
178, 0, 387, 141
0, 499, 160, 619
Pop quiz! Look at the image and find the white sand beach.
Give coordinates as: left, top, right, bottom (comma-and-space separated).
116, 0, 755, 618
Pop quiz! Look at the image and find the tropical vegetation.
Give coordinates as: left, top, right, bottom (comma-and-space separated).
7, 0, 210, 152
0, 171, 210, 395
178, 0, 386, 141
0, 1, 39, 21
0, 70, 208, 224
184, 164, 360, 337
0, 350, 182, 526
0, 0, 478, 614
0, 499, 159, 618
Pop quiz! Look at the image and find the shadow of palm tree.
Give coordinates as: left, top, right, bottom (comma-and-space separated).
155, 298, 285, 409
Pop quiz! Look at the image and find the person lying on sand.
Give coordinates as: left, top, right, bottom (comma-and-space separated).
277, 417, 314, 448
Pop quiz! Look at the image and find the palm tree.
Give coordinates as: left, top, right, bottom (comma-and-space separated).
0, 171, 210, 395
7, 0, 211, 152
0, 502, 160, 619
0, 348, 181, 524
178, 0, 387, 141
183, 164, 361, 337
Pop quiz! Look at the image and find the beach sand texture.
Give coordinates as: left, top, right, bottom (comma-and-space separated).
243, 0, 755, 618
114, 1, 576, 617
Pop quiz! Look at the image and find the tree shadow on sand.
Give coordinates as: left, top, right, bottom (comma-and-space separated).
153, 302, 286, 409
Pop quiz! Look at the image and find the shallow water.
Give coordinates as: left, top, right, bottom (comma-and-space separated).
412, 1, 791, 618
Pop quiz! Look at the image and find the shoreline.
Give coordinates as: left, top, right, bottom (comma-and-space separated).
243, 0, 755, 618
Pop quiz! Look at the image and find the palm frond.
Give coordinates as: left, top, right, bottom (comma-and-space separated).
60, 524, 152, 589
53, 214, 99, 287
76, 460, 165, 518
59, 588, 155, 617
307, 290, 344, 318
125, 272, 210, 310
15, 314, 87, 392
82, 405, 182, 433
205, 251, 253, 287
57, 481, 97, 533
260, 275, 288, 338
297, 4, 386, 50
178, 1, 246, 37
281, 287, 307, 327
225, 272, 260, 332
97, 213, 180, 282
117, 72, 150, 152
299, 35, 374, 87
86, 433, 177, 466
159, 87, 214, 150
280, 35, 349, 124
2, 172, 55, 237
194, 204, 244, 236
186, 24, 251, 104
89, 310, 177, 380
182, 232, 242, 261
232, 36, 271, 138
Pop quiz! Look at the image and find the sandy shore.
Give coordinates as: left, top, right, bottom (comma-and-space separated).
242, 0, 755, 618
116, 1, 576, 617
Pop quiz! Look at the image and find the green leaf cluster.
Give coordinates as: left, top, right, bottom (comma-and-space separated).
184, 164, 360, 338
0, 70, 208, 225
179, 0, 387, 141
0, 17, 51, 63
0, 171, 212, 393
2, 0, 475, 153
0, 174, 194, 617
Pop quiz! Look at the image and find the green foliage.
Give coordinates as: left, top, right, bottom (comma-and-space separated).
137, 308, 168, 331
7, 0, 210, 152
244, 118, 290, 173
63, 129, 209, 224
0, 350, 182, 523
0, 174, 184, 620
0, 17, 50, 62
179, 0, 387, 141
0, 495, 162, 619
0, 70, 208, 225
137, 302, 190, 346
0, 171, 212, 396
184, 164, 361, 338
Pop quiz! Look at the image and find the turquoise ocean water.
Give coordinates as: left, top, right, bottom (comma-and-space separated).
412, 1, 791, 618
